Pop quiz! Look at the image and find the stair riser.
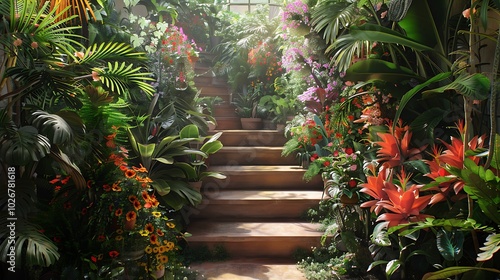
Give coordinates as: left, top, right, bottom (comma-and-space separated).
189, 238, 321, 259
215, 118, 242, 130
202, 173, 322, 190
210, 149, 297, 165
216, 131, 288, 146
213, 106, 239, 118
192, 201, 319, 220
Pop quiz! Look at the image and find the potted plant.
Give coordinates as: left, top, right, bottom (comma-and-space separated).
233, 85, 264, 130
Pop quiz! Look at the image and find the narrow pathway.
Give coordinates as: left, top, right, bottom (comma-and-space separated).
185, 60, 324, 280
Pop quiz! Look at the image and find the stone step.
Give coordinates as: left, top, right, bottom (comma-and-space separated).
194, 190, 322, 219
213, 104, 239, 118
189, 258, 307, 280
214, 117, 242, 130
209, 146, 297, 166
203, 165, 322, 190
214, 130, 288, 147
187, 221, 323, 259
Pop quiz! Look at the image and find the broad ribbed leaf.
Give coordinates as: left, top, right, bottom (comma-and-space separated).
179, 124, 200, 139
0, 217, 60, 267
31, 110, 83, 145
344, 59, 419, 82
422, 73, 491, 101
349, 24, 435, 52
393, 72, 452, 131
0, 126, 51, 165
436, 229, 464, 261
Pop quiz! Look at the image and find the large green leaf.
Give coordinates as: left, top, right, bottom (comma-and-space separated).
0, 216, 60, 267
0, 126, 51, 165
344, 59, 419, 82
392, 72, 452, 131
422, 73, 491, 101
349, 23, 435, 52
179, 124, 200, 139
461, 158, 500, 224
397, 0, 443, 52
31, 110, 83, 145
436, 229, 464, 261
489, 134, 500, 171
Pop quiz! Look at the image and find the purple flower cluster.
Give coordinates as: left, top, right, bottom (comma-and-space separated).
281, 0, 310, 30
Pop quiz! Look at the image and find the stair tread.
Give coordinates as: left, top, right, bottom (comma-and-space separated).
209, 165, 306, 172
205, 190, 323, 201
188, 221, 323, 239
219, 146, 284, 151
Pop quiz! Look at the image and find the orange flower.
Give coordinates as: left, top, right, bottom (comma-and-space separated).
91, 70, 100, 81
145, 223, 154, 233
115, 209, 123, 216
124, 169, 136, 178
126, 211, 137, 221
133, 164, 148, 173
150, 234, 158, 244
375, 124, 426, 168
133, 200, 142, 210
112, 182, 122, 191
376, 184, 433, 227
108, 250, 119, 258
128, 195, 137, 203
119, 165, 128, 172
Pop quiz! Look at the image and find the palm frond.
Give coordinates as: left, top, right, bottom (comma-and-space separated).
311, 0, 361, 44
96, 61, 155, 97
78, 42, 149, 64
326, 34, 370, 73
49, 0, 96, 23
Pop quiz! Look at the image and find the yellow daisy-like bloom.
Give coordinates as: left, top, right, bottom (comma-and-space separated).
139, 230, 149, 236
159, 255, 169, 264
98, 254, 104, 260
115, 235, 123, 241
159, 246, 166, 253
145, 246, 153, 254
166, 222, 175, 229
116, 229, 123, 235
166, 241, 175, 250
151, 211, 161, 218
153, 247, 159, 253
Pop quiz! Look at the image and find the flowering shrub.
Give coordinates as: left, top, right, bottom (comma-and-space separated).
281, 0, 311, 31
87, 141, 182, 273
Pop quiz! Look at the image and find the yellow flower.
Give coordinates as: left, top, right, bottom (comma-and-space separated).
166, 222, 175, 229
116, 229, 123, 235
139, 230, 149, 236
159, 246, 166, 253
115, 235, 123, 241
153, 247, 159, 253
152, 211, 161, 218
159, 255, 169, 264
145, 246, 153, 254
166, 241, 175, 250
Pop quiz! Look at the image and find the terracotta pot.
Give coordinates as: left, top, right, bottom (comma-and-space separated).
340, 193, 359, 205
240, 118, 262, 130
124, 218, 137, 231
262, 119, 277, 130
189, 181, 203, 192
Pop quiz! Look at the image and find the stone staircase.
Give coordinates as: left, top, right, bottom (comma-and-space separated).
185, 58, 324, 279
